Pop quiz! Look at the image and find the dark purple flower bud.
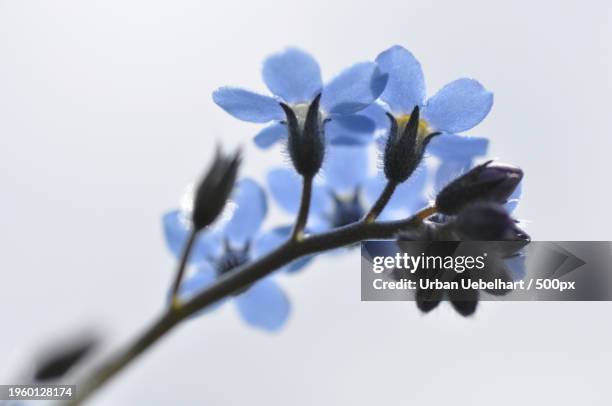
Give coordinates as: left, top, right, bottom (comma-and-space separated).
192, 147, 241, 231
435, 160, 523, 215
281, 93, 325, 178
383, 105, 439, 184
453, 202, 530, 241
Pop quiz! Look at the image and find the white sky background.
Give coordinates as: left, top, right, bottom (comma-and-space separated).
0, 0, 611, 404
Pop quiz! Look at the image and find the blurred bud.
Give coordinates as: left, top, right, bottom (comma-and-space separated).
453, 202, 530, 241
447, 272, 479, 316
383, 106, 438, 184
435, 160, 523, 215
34, 334, 98, 381
192, 147, 241, 231
281, 94, 325, 178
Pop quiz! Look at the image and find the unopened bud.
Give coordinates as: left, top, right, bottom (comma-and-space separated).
435, 161, 523, 215
192, 147, 241, 231
453, 202, 530, 241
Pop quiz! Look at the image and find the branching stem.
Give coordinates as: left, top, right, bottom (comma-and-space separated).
67, 201, 436, 405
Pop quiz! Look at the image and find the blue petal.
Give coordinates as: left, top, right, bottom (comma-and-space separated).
434, 158, 474, 191
422, 79, 493, 133
176, 262, 225, 315
253, 226, 314, 272
224, 178, 267, 245
326, 113, 375, 145
178, 266, 215, 299
429, 135, 489, 191
252, 226, 290, 257
235, 277, 290, 331
212, 87, 284, 123
330, 113, 376, 133
162, 210, 221, 263
254, 122, 287, 148
363, 103, 392, 133
427, 133, 489, 159
327, 105, 391, 148
326, 123, 372, 146
376, 45, 426, 114
286, 256, 313, 272
505, 181, 522, 213
267, 168, 301, 214
321, 62, 388, 115
267, 168, 331, 217
262, 48, 323, 104
386, 165, 429, 212
322, 145, 370, 192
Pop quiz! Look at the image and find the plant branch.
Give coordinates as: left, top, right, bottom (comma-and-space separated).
68, 209, 430, 404
68, 311, 181, 405
67, 205, 436, 405
291, 175, 313, 241
364, 180, 397, 222
168, 230, 197, 305
180, 212, 429, 317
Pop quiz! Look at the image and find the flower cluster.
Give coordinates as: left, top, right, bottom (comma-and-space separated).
162, 45, 527, 328
14, 45, 531, 405
397, 161, 527, 315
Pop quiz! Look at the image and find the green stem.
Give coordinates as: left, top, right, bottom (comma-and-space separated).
69, 311, 180, 405
291, 175, 313, 241
364, 181, 397, 222
169, 230, 197, 305
67, 207, 433, 405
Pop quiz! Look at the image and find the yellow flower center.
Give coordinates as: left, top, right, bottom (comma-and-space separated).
395, 113, 432, 142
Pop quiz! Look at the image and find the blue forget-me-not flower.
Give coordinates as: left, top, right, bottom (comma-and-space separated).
213, 48, 388, 148
163, 178, 305, 331
374, 45, 494, 189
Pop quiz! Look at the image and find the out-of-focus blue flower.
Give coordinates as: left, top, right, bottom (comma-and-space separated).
163, 178, 307, 331
267, 145, 429, 233
374, 45, 493, 189
213, 48, 388, 148
428, 133, 489, 190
